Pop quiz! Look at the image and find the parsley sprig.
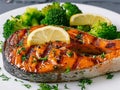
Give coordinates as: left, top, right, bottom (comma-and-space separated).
64, 84, 69, 89
0, 74, 11, 81
65, 67, 70, 73
38, 83, 58, 90
23, 84, 32, 89
78, 78, 92, 90
39, 56, 48, 61
66, 51, 73, 57
101, 52, 105, 58
106, 73, 114, 79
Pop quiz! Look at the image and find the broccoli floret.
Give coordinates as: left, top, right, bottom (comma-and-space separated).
41, 8, 69, 26
3, 16, 27, 39
89, 22, 117, 39
77, 25, 91, 32
41, 2, 61, 16
20, 7, 44, 26
117, 32, 120, 38
3, 8, 44, 39
62, 2, 82, 20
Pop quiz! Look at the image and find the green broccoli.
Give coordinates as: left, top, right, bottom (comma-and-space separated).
3, 7, 44, 39
20, 7, 44, 26
89, 22, 117, 40
41, 2, 61, 16
3, 16, 27, 39
62, 2, 82, 20
3, 2, 82, 39
117, 32, 120, 38
41, 8, 69, 26
77, 25, 91, 32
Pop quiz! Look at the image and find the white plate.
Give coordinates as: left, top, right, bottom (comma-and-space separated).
0, 3, 120, 90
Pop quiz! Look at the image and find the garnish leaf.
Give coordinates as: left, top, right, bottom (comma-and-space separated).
38, 83, 58, 90
64, 84, 69, 89
0, 74, 10, 81
23, 84, 32, 89
106, 73, 114, 79
22, 55, 27, 61
101, 52, 105, 58
78, 78, 92, 90
66, 51, 73, 57
65, 67, 70, 73
39, 56, 48, 61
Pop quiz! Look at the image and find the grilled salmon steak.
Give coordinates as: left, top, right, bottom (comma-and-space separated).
2, 25, 120, 82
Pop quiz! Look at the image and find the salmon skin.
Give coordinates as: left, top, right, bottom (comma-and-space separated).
2, 25, 120, 82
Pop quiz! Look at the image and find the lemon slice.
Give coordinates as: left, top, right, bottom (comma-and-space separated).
27, 26, 70, 46
70, 13, 111, 26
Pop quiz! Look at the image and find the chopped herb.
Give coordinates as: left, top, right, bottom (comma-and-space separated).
78, 78, 92, 90
65, 67, 70, 73
64, 27, 70, 31
106, 73, 114, 79
38, 83, 58, 90
14, 78, 24, 83
66, 51, 73, 57
32, 59, 37, 63
23, 84, 32, 89
101, 52, 105, 58
0, 74, 10, 81
0, 41, 3, 53
52, 84, 59, 90
76, 34, 83, 43
64, 84, 69, 89
39, 56, 48, 61
17, 47, 26, 54
76, 34, 82, 39
16, 42, 23, 47
22, 55, 27, 61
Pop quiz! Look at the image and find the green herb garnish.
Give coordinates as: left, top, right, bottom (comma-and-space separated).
17, 47, 26, 54
52, 84, 59, 90
66, 51, 73, 57
23, 84, 32, 89
78, 78, 92, 90
101, 52, 105, 58
22, 55, 27, 61
106, 73, 114, 79
39, 56, 48, 61
38, 83, 58, 90
32, 59, 37, 63
64, 27, 70, 31
16, 42, 23, 47
0, 41, 3, 53
65, 67, 70, 73
76, 34, 83, 43
64, 84, 69, 89
76, 34, 82, 39
0, 74, 10, 81
14, 78, 24, 83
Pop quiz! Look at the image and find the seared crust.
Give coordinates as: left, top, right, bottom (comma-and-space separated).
2, 25, 120, 82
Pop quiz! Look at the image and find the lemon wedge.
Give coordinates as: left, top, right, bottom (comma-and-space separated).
27, 26, 70, 46
70, 13, 111, 26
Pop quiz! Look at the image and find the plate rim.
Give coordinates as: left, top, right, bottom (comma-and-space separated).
1, 3, 120, 90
